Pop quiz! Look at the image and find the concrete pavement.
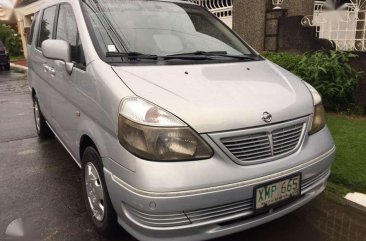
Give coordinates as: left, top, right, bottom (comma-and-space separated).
0, 70, 365, 241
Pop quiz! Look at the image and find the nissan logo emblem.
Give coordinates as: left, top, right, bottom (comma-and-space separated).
262, 112, 272, 123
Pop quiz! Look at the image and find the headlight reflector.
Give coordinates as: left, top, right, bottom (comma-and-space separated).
118, 98, 213, 161
304, 82, 326, 135
309, 103, 326, 135
120, 97, 186, 127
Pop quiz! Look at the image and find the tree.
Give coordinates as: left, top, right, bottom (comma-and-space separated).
0, 24, 22, 56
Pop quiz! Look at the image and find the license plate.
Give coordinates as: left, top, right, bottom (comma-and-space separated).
254, 174, 301, 210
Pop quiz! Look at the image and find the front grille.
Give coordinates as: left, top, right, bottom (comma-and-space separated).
124, 170, 329, 228
222, 133, 272, 161
124, 205, 190, 227
222, 123, 305, 162
301, 169, 330, 192
185, 199, 253, 224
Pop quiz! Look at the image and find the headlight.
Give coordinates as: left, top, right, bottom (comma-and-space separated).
309, 103, 326, 135
118, 97, 213, 161
304, 82, 326, 135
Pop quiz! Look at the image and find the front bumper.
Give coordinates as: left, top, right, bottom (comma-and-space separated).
118, 173, 328, 241
103, 140, 335, 241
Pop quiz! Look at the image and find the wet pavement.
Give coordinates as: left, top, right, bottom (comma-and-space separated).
0, 69, 365, 241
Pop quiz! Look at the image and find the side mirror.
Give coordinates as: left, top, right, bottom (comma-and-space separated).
42, 39, 74, 74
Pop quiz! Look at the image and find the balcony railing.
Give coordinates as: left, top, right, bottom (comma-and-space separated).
303, 0, 366, 51
188, 0, 233, 28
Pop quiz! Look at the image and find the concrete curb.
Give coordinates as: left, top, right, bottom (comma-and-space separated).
10, 63, 28, 73
345, 192, 366, 212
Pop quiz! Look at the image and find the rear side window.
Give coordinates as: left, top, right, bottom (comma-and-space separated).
37, 6, 57, 48
56, 4, 85, 66
28, 12, 39, 45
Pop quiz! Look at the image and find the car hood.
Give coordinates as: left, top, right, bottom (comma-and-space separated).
113, 60, 313, 133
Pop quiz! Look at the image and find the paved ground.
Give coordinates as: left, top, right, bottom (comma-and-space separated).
0, 70, 365, 241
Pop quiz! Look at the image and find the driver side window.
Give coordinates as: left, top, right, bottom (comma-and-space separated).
56, 4, 86, 69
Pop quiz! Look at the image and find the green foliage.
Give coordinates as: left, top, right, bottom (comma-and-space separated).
10, 55, 25, 62
264, 51, 361, 112
295, 51, 360, 112
0, 24, 22, 56
262, 51, 302, 71
327, 114, 366, 193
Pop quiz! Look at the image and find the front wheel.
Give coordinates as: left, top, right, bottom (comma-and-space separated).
82, 147, 118, 236
32, 96, 53, 139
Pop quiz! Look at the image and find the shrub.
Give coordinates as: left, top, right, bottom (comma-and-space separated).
264, 50, 361, 112
0, 24, 22, 56
262, 51, 302, 72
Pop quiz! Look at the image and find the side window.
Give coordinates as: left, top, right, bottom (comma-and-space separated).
56, 4, 86, 67
28, 12, 39, 45
37, 6, 57, 48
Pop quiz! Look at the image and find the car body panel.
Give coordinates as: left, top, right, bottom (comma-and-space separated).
112, 61, 314, 133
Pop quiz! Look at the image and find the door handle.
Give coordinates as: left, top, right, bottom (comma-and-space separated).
49, 67, 56, 76
43, 63, 49, 73
43, 63, 56, 76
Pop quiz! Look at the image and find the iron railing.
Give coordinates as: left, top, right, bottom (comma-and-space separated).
302, 0, 366, 51
188, 0, 233, 28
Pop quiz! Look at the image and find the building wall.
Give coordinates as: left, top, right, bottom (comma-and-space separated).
282, 0, 315, 17
233, 0, 316, 52
233, 0, 267, 51
15, 0, 46, 58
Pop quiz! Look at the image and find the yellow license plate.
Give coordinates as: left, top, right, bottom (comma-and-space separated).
255, 175, 301, 210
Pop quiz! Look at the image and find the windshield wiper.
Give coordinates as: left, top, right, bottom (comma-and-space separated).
160, 51, 226, 61
166, 51, 228, 57
106, 51, 263, 62
214, 54, 262, 61
164, 51, 262, 61
106, 52, 160, 60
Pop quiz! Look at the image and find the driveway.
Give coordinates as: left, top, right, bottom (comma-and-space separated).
0, 70, 365, 241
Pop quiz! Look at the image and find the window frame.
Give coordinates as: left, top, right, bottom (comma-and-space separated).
27, 11, 39, 45
36, 4, 59, 50
55, 3, 86, 70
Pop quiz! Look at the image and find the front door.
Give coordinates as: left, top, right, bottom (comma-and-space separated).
48, 3, 87, 156
32, 5, 58, 125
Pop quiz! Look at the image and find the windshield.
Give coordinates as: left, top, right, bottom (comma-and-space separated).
82, 0, 256, 62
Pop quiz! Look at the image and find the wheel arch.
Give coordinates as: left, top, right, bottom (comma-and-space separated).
80, 134, 99, 161
31, 88, 36, 98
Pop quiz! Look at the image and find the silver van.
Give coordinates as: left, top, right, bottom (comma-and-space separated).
27, 1, 336, 240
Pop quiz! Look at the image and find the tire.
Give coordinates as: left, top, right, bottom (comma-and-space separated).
33, 96, 53, 139
82, 147, 118, 237
4, 63, 10, 71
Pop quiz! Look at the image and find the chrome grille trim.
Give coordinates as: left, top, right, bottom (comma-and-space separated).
185, 199, 253, 223
222, 133, 272, 161
223, 123, 305, 162
301, 169, 330, 193
209, 117, 309, 164
124, 205, 191, 227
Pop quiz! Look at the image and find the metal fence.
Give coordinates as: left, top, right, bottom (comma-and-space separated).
188, 0, 233, 28
303, 1, 366, 51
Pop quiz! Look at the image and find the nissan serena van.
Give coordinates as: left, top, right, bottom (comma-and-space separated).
27, 1, 336, 240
